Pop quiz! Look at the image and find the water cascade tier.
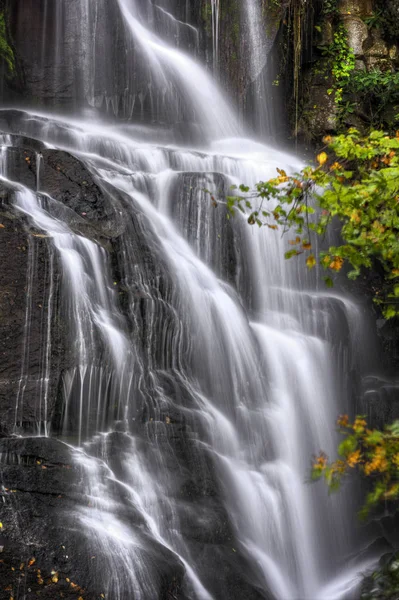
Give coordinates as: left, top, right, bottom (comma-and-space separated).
0, 1, 388, 599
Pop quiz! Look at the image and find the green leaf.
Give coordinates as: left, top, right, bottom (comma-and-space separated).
338, 435, 357, 457
284, 249, 299, 260
323, 276, 334, 288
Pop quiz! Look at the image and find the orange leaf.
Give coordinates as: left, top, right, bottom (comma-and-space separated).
329, 257, 344, 272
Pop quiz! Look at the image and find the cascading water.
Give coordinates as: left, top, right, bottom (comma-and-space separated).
211, 0, 220, 74
0, 0, 384, 598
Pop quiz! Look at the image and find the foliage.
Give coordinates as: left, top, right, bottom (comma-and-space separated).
0, 12, 14, 77
361, 552, 399, 599
224, 129, 399, 318
316, 21, 399, 129
362, 10, 384, 31
344, 69, 399, 129
311, 415, 399, 519
321, 0, 338, 17
373, 0, 399, 43
323, 24, 355, 106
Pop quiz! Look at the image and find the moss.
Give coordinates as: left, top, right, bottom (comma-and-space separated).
201, 2, 213, 36
0, 11, 15, 77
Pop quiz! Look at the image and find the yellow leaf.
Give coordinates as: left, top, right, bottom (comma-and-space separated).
0, 224, 5, 228
28, 558, 36, 567
306, 254, 317, 269
317, 152, 328, 166
302, 242, 312, 250
347, 449, 362, 468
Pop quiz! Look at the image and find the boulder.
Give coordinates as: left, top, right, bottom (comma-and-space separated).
339, 0, 373, 16
342, 15, 369, 56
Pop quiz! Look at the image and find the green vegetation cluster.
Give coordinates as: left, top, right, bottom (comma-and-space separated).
0, 11, 15, 77
324, 24, 355, 107
361, 553, 399, 599
325, 7, 399, 129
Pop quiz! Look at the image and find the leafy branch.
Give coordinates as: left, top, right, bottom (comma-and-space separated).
312, 415, 399, 519
214, 129, 399, 318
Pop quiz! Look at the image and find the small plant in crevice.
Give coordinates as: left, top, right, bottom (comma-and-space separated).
361, 553, 399, 600
0, 11, 15, 77
362, 9, 384, 31
321, 0, 338, 18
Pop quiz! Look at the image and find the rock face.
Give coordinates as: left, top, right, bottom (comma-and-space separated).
0, 436, 186, 600
0, 177, 58, 436
0, 135, 124, 436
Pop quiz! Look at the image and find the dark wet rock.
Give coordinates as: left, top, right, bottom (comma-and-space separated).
0, 138, 129, 435
0, 436, 187, 600
1, 135, 126, 240
0, 193, 62, 436
342, 15, 368, 56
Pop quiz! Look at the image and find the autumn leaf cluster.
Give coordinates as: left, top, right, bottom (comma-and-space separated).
311, 415, 399, 519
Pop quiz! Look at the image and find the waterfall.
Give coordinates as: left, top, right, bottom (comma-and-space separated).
242, 0, 276, 136
0, 0, 382, 598
211, 0, 220, 74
